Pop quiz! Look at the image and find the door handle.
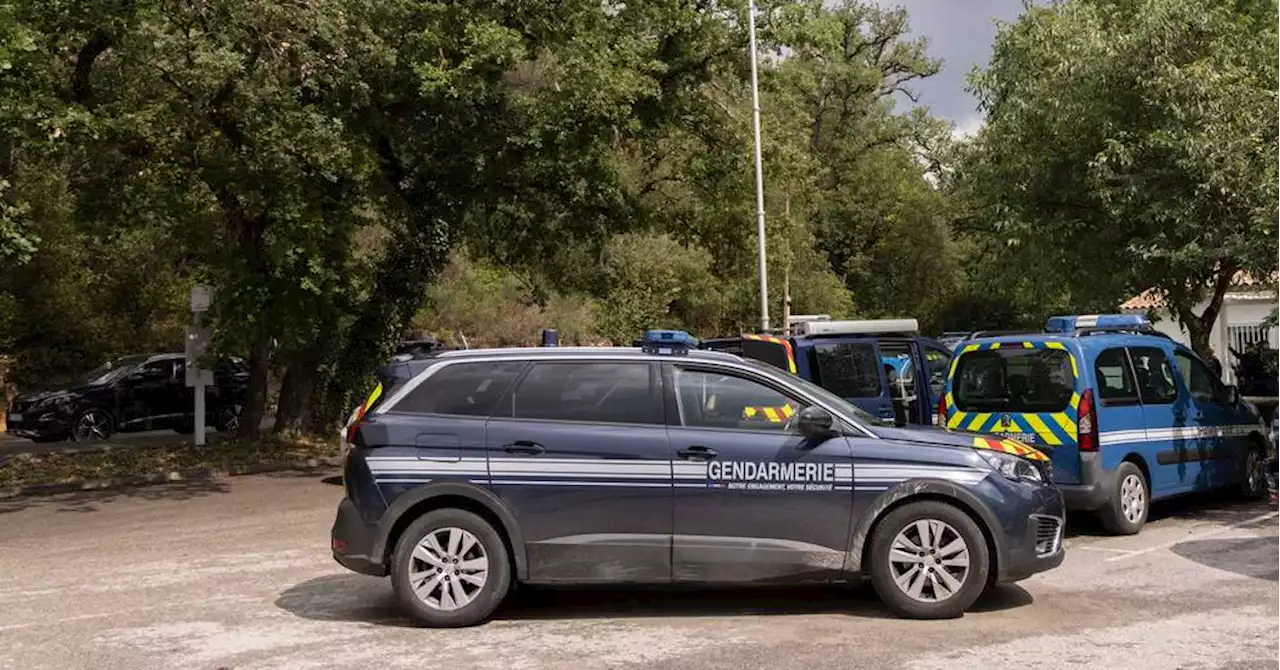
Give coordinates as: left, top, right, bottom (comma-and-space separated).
502, 441, 545, 456
678, 445, 718, 461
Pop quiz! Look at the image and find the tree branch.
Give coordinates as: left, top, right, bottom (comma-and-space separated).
72, 31, 113, 104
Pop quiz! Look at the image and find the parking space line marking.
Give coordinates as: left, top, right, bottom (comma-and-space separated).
1104, 511, 1280, 562
1071, 545, 1137, 555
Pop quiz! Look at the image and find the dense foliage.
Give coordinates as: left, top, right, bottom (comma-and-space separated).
0, 0, 1275, 435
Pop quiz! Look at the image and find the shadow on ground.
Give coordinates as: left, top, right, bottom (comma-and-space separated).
1170, 537, 1279, 581
1065, 491, 1274, 538
0, 478, 232, 514
275, 573, 1031, 626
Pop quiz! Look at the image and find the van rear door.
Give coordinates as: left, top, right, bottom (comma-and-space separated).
946, 342, 1082, 483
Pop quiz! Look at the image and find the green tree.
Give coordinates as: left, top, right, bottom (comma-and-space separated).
966, 0, 1279, 353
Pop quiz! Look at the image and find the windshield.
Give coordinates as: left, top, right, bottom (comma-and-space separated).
740, 358, 881, 429
68, 355, 150, 387
953, 347, 1076, 413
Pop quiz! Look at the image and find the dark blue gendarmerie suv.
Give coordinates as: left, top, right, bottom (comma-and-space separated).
331, 331, 1065, 627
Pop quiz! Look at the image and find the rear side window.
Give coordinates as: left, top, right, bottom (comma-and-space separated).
508, 362, 657, 425
1093, 348, 1139, 405
1174, 350, 1227, 404
953, 347, 1076, 413
1129, 347, 1178, 405
812, 343, 882, 398
393, 361, 527, 417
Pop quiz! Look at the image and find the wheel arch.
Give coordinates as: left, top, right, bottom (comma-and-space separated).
373, 481, 528, 581
1120, 452, 1151, 489
847, 479, 1004, 581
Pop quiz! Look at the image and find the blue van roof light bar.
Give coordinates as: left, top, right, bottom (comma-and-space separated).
1045, 314, 1153, 333
641, 329, 698, 355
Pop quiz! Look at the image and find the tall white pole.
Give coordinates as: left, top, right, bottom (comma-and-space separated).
747, 0, 770, 332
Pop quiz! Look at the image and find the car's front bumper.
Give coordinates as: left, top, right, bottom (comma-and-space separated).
331, 497, 387, 577
992, 480, 1066, 583
5, 411, 70, 440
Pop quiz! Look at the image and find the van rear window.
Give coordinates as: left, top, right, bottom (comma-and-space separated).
953, 348, 1075, 413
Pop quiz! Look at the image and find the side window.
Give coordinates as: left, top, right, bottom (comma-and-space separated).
1129, 347, 1178, 405
1174, 350, 1227, 405
673, 367, 809, 431
143, 359, 175, 380
509, 362, 657, 424
925, 347, 952, 398
1093, 348, 1139, 406
812, 343, 882, 398
394, 361, 526, 417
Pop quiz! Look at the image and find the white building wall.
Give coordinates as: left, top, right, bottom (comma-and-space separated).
1131, 292, 1278, 384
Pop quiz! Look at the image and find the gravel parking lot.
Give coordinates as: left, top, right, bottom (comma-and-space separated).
1, 473, 1275, 670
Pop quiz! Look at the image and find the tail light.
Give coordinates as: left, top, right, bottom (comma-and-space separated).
1078, 389, 1098, 452
936, 394, 947, 427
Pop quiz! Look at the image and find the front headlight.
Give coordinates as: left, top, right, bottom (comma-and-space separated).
978, 450, 1043, 483
33, 394, 75, 410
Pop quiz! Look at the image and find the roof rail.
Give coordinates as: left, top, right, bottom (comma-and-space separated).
1075, 326, 1171, 340
968, 330, 1037, 339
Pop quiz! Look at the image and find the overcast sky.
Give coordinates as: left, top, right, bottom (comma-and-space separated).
873, 0, 1033, 136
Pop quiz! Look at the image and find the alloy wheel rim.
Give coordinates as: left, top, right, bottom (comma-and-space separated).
221, 408, 239, 432
1247, 451, 1263, 492
74, 411, 110, 441
888, 519, 970, 603
1120, 473, 1145, 523
407, 527, 489, 611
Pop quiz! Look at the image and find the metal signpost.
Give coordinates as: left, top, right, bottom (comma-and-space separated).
186, 285, 214, 445
747, 0, 769, 332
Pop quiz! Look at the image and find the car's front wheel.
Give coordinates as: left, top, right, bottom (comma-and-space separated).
1240, 445, 1267, 500
70, 408, 114, 442
391, 509, 511, 628
868, 501, 991, 619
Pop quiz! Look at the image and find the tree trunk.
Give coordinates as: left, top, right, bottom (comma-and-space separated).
237, 333, 272, 439
273, 358, 319, 435
1171, 263, 1237, 358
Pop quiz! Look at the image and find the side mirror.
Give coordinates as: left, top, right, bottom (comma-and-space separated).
795, 406, 838, 440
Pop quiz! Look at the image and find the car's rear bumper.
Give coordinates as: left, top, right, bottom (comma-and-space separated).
331, 497, 387, 577
1056, 453, 1116, 512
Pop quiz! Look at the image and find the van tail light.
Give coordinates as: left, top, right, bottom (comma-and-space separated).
936, 394, 947, 427
1078, 389, 1098, 452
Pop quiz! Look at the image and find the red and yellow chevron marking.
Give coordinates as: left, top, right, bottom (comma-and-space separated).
742, 403, 796, 423
971, 436, 1050, 462
742, 333, 798, 374
362, 382, 383, 414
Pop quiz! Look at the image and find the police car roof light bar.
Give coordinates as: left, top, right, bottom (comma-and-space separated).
797, 318, 919, 337
1045, 314, 1153, 334
641, 329, 699, 355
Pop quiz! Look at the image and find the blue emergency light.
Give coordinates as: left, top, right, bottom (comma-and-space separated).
1045, 314, 1152, 333
641, 329, 698, 355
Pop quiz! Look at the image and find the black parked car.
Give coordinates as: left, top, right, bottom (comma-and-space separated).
5, 353, 248, 442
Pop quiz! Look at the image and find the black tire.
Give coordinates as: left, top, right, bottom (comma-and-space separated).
1097, 461, 1147, 535
1239, 444, 1267, 500
214, 404, 242, 433
70, 408, 114, 442
391, 509, 511, 628
867, 501, 991, 619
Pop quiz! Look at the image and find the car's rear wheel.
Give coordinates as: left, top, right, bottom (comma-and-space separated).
214, 404, 242, 433
868, 501, 990, 619
391, 509, 511, 628
71, 408, 114, 442
1098, 462, 1147, 535
1240, 445, 1267, 500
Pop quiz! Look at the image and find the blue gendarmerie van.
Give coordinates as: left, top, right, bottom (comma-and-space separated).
942, 314, 1270, 535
